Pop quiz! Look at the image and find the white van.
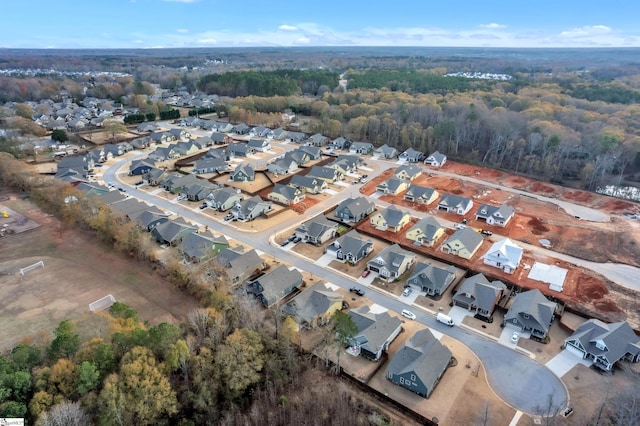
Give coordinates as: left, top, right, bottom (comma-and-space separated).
436, 313, 454, 326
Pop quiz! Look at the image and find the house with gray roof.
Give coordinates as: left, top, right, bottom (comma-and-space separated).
230, 163, 255, 182
150, 131, 175, 144
131, 209, 168, 231
129, 159, 156, 176
406, 216, 447, 247
307, 165, 342, 183
230, 123, 250, 134
179, 231, 229, 263
307, 133, 330, 147
504, 289, 557, 339
248, 138, 271, 152
148, 146, 179, 162
376, 177, 410, 196
169, 128, 190, 141
438, 194, 473, 215
268, 183, 305, 206
207, 187, 244, 211
137, 122, 161, 133
185, 181, 220, 201
268, 127, 288, 140
335, 196, 375, 223
483, 238, 523, 274
215, 248, 265, 286
452, 273, 507, 319
231, 196, 272, 221
284, 150, 310, 166
287, 131, 308, 143
399, 147, 425, 163
564, 319, 640, 371
143, 167, 167, 186
387, 329, 451, 398
407, 263, 457, 296
348, 306, 403, 361
370, 205, 412, 233
331, 154, 362, 172
394, 164, 423, 181
210, 132, 227, 145
193, 157, 229, 175
206, 147, 228, 160
166, 173, 201, 195
326, 230, 374, 265
404, 185, 439, 205
297, 145, 323, 160
246, 265, 303, 307
226, 143, 254, 158
109, 198, 151, 222
366, 244, 416, 281
475, 203, 516, 227
295, 215, 339, 245
249, 125, 270, 137
425, 151, 447, 167
104, 143, 125, 157
267, 157, 298, 175
283, 281, 343, 329
331, 137, 350, 150
374, 144, 398, 159
289, 174, 327, 194
151, 218, 197, 246
441, 227, 484, 260
349, 142, 374, 155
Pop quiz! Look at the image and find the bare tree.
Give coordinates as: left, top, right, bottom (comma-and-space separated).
39, 401, 90, 426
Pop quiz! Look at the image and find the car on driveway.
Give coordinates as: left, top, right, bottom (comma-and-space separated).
224, 213, 234, 221
361, 269, 371, 278
510, 331, 520, 343
280, 240, 290, 247
481, 230, 493, 236
349, 287, 365, 296
401, 310, 416, 320
292, 236, 302, 244
402, 287, 412, 297
199, 203, 208, 210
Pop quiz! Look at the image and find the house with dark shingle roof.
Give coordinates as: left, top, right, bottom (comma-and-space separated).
151, 218, 198, 246
475, 203, 516, 227
425, 150, 447, 167
441, 227, 484, 260
394, 164, 423, 181
407, 262, 457, 296
283, 281, 343, 329
226, 143, 254, 158
268, 127, 288, 140
504, 289, 557, 339
230, 123, 250, 134
215, 248, 265, 286
307, 165, 342, 183
406, 216, 446, 247
286, 131, 308, 143
210, 132, 227, 145
349, 141, 374, 155
143, 167, 167, 186
326, 230, 374, 264
207, 186, 244, 211
230, 163, 255, 182
298, 145, 323, 160
376, 177, 410, 196
193, 157, 228, 174
404, 185, 439, 205
374, 144, 398, 159
289, 174, 327, 194
248, 138, 271, 152
452, 273, 506, 319
179, 231, 229, 263
348, 306, 403, 361
129, 159, 156, 176
399, 147, 425, 163
366, 244, 416, 281
295, 215, 339, 245
246, 265, 303, 307
249, 125, 270, 137
268, 183, 305, 206
267, 157, 298, 175
564, 320, 640, 371
386, 329, 452, 398
370, 205, 411, 233
307, 133, 330, 147
438, 194, 473, 215
231, 196, 272, 221
335, 196, 375, 223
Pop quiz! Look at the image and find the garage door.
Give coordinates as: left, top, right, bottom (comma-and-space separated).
564, 343, 585, 359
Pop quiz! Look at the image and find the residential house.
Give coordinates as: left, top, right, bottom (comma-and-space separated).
143, 168, 167, 186
366, 244, 416, 281
179, 231, 229, 263
210, 132, 227, 145
287, 131, 308, 143
268, 127, 288, 140
298, 145, 323, 160
129, 159, 156, 176
131, 136, 151, 150
230, 123, 250, 134
207, 187, 244, 211
331, 154, 362, 173
349, 141, 374, 155
268, 183, 305, 206
326, 230, 373, 264
399, 148, 425, 163
226, 143, 254, 158
246, 265, 303, 307
282, 281, 343, 329
306, 133, 330, 147
483, 238, 523, 274
475, 203, 516, 227
438, 194, 474, 215
137, 122, 160, 133
103, 143, 124, 157
406, 216, 446, 247
289, 174, 327, 194
452, 273, 507, 319
192, 136, 212, 149
370, 205, 412, 233
441, 227, 484, 260
193, 157, 229, 174
407, 262, 457, 296
231, 196, 272, 221
425, 151, 447, 167
504, 289, 557, 339
394, 164, 423, 181
130, 210, 168, 231
564, 319, 640, 371
404, 185, 439, 205
331, 136, 350, 150
335, 196, 375, 223
348, 306, 403, 361
56, 155, 93, 179
248, 138, 271, 152
284, 150, 310, 166
151, 218, 197, 246
150, 131, 174, 145
295, 215, 339, 245
230, 163, 255, 182
148, 146, 178, 162
212, 121, 233, 133
307, 165, 342, 183
374, 144, 398, 159
215, 248, 265, 286
165, 174, 201, 194
249, 125, 270, 137
281, 110, 296, 122
206, 148, 228, 161
376, 177, 410, 196
169, 128, 190, 141
172, 141, 200, 157
185, 181, 220, 201
267, 157, 298, 175
386, 329, 452, 398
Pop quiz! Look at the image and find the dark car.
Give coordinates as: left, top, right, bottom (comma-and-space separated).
292, 236, 302, 244
280, 240, 290, 247
349, 287, 365, 296
199, 203, 208, 210
481, 230, 493, 236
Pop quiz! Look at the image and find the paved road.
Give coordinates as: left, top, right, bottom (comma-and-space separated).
103, 154, 568, 415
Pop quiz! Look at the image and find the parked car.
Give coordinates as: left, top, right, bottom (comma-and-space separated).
199, 203, 208, 210
481, 230, 493, 236
349, 287, 365, 296
118, 187, 126, 192
292, 236, 302, 243
360, 178, 368, 183
224, 213, 234, 221
280, 240, 290, 247
361, 269, 371, 278
402, 287, 412, 297
401, 310, 417, 320
288, 235, 297, 241
510, 331, 520, 343
134, 180, 144, 186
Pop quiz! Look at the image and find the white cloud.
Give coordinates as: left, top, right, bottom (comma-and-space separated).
295, 37, 310, 44
560, 25, 612, 38
480, 23, 507, 29
176, 29, 189, 33
197, 38, 217, 44
278, 25, 297, 31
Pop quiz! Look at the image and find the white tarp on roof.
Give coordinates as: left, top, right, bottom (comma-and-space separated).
528, 262, 568, 292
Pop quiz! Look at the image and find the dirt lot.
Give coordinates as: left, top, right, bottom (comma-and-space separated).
0, 191, 200, 353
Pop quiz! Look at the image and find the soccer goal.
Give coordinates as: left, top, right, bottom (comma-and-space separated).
19, 260, 44, 276
89, 294, 116, 312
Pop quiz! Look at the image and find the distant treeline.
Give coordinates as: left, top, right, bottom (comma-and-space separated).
563, 83, 640, 104
347, 69, 494, 94
197, 69, 339, 97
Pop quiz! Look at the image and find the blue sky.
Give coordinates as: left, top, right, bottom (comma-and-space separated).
2, 0, 640, 49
